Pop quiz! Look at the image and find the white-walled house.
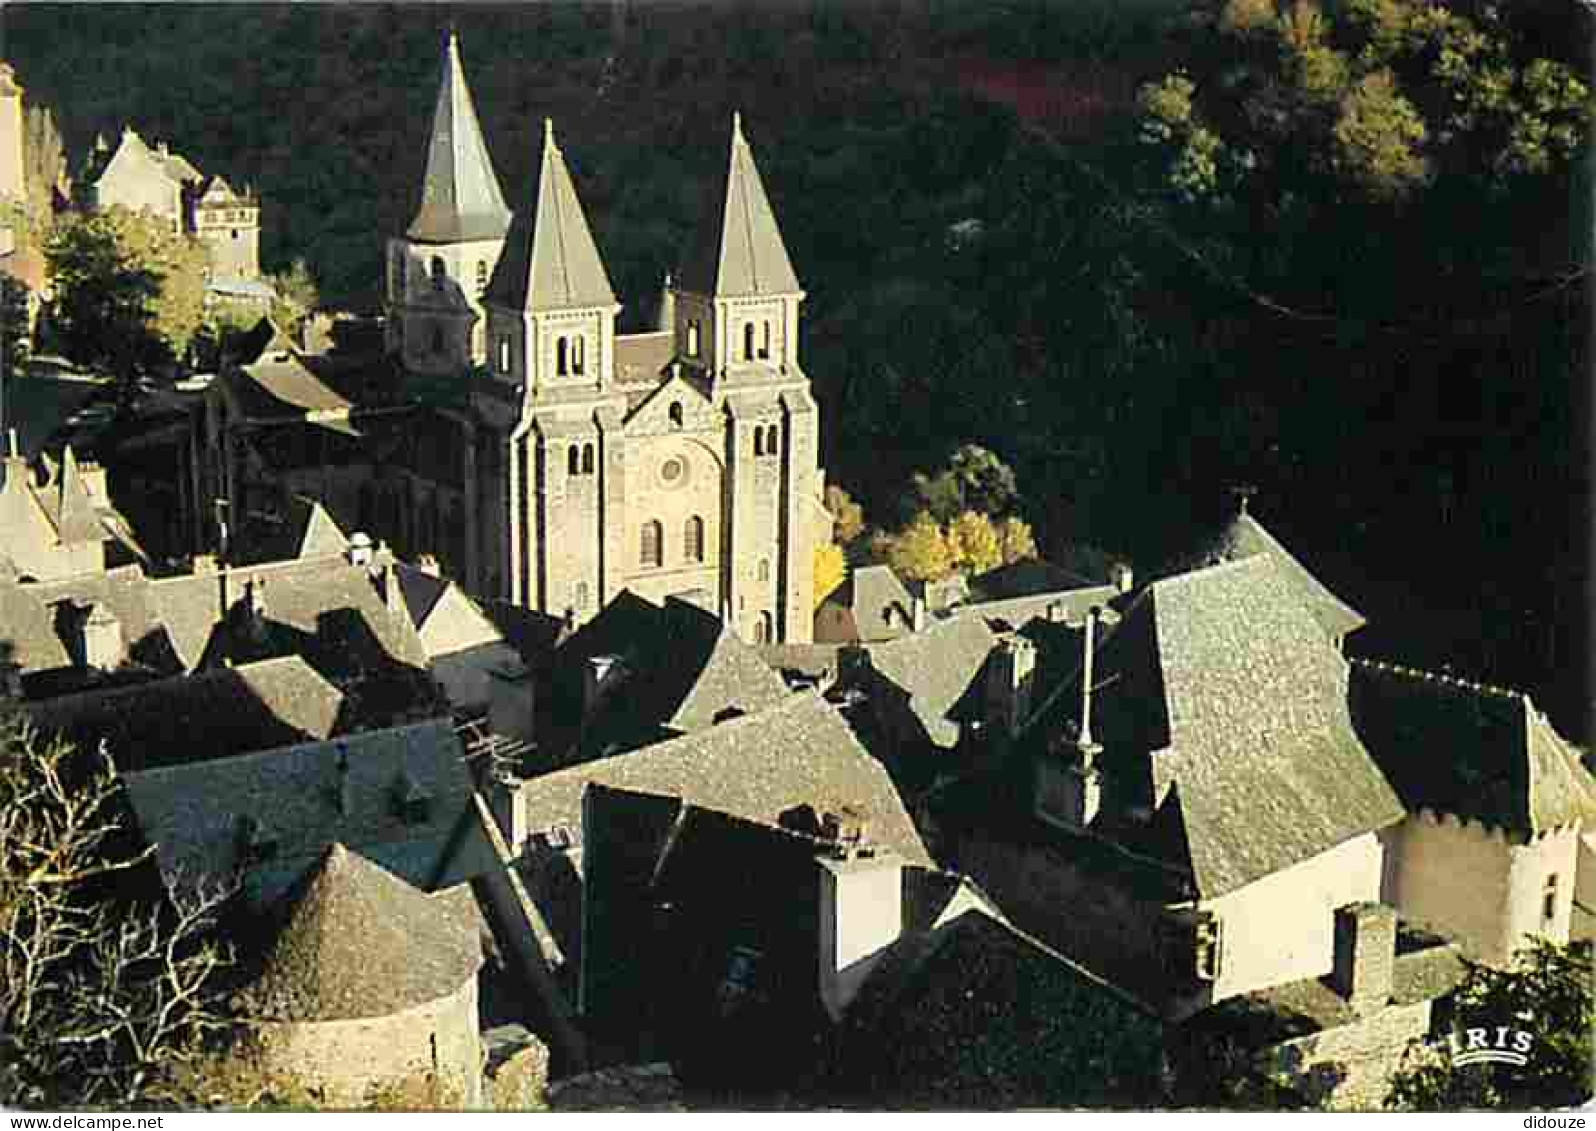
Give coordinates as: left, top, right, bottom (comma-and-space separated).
1349, 659, 1596, 966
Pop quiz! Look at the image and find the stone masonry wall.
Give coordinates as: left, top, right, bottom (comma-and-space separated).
1262, 999, 1433, 1111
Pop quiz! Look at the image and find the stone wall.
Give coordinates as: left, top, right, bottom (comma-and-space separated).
1261, 999, 1433, 1111
240, 975, 482, 1109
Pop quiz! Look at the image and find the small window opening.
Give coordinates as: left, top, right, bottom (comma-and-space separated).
582, 443, 596, 475
669, 401, 684, 429
743, 322, 755, 361
557, 336, 570, 377
430, 256, 446, 291
686, 515, 705, 563
641, 520, 663, 568
568, 446, 581, 476
1544, 875, 1560, 921
759, 321, 772, 359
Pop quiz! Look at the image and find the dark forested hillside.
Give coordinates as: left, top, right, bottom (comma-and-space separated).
6, 1, 1589, 738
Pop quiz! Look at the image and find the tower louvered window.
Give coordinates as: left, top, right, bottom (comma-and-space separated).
759, 321, 772, 360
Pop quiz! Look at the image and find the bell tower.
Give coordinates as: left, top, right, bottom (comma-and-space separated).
386, 29, 511, 375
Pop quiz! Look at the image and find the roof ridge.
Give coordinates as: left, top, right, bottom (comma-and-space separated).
1350, 657, 1528, 702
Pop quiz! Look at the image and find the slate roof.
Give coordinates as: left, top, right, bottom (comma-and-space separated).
838, 908, 1164, 1107
961, 584, 1119, 634
824, 564, 915, 644
856, 613, 998, 749
970, 559, 1097, 601
122, 719, 490, 906
542, 592, 790, 762
677, 114, 801, 299
236, 844, 482, 1022
1350, 659, 1596, 836
485, 121, 615, 313
24, 655, 343, 772
520, 691, 932, 867
1171, 509, 1365, 641
20, 564, 182, 675
405, 31, 512, 245
1026, 556, 1403, 898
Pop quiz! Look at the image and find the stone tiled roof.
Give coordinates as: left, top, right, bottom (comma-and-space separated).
543, 592, 789, 761
1350, 659, 1596, 836
123, 719, 488, 905
485, 121, 615, 313
224, 349, 355, 420
1171, 510, 1365, 640
856, 613, 998, 749
838, 908, 1164, 1107
236, 844, 482, 1022
969, 559, 1096, 601
520, 691, 931, 867
961, 584, 1119, 634
405, 31, 511, 245
678, 114, 800, 299
22, 564, 182, 675
24, 655, 343, 772
1027, 556, 1402, 898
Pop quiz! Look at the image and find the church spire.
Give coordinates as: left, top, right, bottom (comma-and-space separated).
484, 119, 615, 312
678, 112, 801, 299
406, 28, 511, 244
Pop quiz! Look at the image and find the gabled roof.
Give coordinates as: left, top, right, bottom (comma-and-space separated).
236, 844, 481, 1021
91, 128, 178, 194
542, 591, 789, 761
484, 120, 615, 313
825, 564, 915, 644
405, 30, 512, 245
123, 719, 492, 906
1350, 659, 1596, 837
1027, 556, 1402, 898
855, 613, 999, 749
24, 655, 343, 772
1172, 508, 1365, 640
520, 691, 932, 868
48, 447, 107, 545
677, 113, 801, 299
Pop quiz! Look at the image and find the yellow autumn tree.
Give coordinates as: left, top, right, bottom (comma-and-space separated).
883, 513, 955, 582
824, 484, 866, 545
946, 510, 1003, 575
996, 515, 1039, 564
814, 542, 847, 608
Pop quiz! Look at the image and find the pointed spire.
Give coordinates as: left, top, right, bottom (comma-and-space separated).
483, 120, 616, 312
55, 447, 103, 545
678, 112, 801, 299
406, 29, 512, 244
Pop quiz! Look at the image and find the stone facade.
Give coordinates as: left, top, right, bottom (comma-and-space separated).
1382, 809, 1579, 966
1259, 998, 1434, 1111
0, 64, 23, 204
239, 974, 482, 1109
191, 177, 260, 281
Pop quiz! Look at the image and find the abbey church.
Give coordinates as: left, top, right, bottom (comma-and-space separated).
203, 32, 827, 644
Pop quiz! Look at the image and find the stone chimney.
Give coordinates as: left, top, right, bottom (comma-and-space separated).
487, 656, 535, 744
985, 634, 1036, 739
1330, 902, 1396, 1016
1111, 561, 1134, 595
78, 602, 124, 671
345, 531, 374, 568
1034, 609, 1103, 832
816, 821, 903, 1021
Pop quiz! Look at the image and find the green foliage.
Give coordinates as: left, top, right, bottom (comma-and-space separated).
45, 208, 208, 378
1333, 69, 1430, 199
0, 276, 31, 378
906, 443, 1021, 524
266, 257, 319, 335
1386, 939, 1594, 1110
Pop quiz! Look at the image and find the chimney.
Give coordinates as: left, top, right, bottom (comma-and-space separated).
487, 656, 535, 744
1330, 902, 1396, 1016
985, 634, 1036, 739
78, 602, 124, 671
1033, 609, 1103, 832
910, 593, 927, 633
1111, 561, 1134, 595
345, 531, 374, 568
816, 829, 903, 1021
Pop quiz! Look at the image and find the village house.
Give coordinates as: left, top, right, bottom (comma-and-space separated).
0, 440, 145, 582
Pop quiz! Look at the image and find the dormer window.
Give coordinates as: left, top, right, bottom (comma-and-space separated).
394, 774, 432, 826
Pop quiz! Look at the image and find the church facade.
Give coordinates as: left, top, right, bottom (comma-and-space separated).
381, 32, 825, 644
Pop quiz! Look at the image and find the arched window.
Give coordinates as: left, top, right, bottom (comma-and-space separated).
641, 520, 663, 568
571, 335, 586, 376
743, 322, 755, 361
568, 446, 581, 476
431, 323, 445, 355
757, 558, 769, 583
686, 320, 701, 357
556, 337, 570, 377
574, 581, 589, 610
476, 259, 488, 295
498, 336, 512, 373
668, 401, 684, 429
759, 321, 772, 359
755, 611, 774, 645
685, 515, 705, 563
754, 428, 765, 458
430, 256, 446, 292
767, 423, 781, 457
581, 444, 596, 475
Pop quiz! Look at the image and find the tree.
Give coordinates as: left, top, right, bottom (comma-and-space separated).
23, 105, 66, 220
814, 542, 847, 608
824, 483, 866, 545
1386, 939, 1594, 1110
946, 510, 1004, 575
45, 208, 208, 384
907, 444, 1021, 524
0, 712, 235, 1107
995, 515, 1038, 565
882, 513, 955, 582
0, 275, 31, 379
266, 257, 319, 338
